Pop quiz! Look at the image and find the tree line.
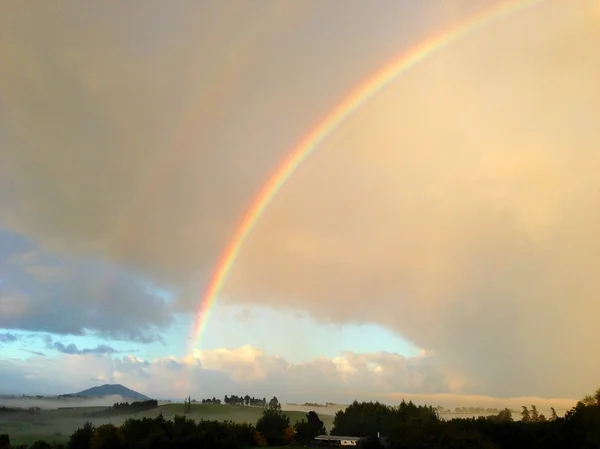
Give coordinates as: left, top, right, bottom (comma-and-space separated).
0, 407, 325, 449
223, 395, 280, 409
189, 394, 281, 409
4, 387, 600, 448
88, 400, 158, 418
109, 400, 158, 414
325, 388, 600, 449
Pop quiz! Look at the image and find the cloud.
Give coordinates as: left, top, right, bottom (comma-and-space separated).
0, 234, 172, 342
20, 349, 46, 357
0, 1, 295, 283
0, 354, 115, 396
0, 1, 509, 286
43, 334, 53, 349
0, 0, 599, 402
0, 345, 577, 413
187, 345, 276, 382
0, 332, 18, 343
53, 342, 118, 356
219, 1, 600, 399
185, 346, 452, 398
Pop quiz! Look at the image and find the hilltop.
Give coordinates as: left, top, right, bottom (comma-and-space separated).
67, 384, 149, 400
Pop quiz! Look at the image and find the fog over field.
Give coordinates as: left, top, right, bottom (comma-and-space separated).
1, 393, 576, 417
0, 395, 134, 410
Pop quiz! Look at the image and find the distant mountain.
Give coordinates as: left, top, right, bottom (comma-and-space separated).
71, 384, 150, 400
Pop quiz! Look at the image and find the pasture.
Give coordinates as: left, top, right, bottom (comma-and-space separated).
0, 403, 335, 446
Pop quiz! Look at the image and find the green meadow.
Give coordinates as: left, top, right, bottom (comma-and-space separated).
1, 403, 335, 446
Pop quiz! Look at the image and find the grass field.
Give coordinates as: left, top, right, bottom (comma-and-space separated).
1, 403, 335, 446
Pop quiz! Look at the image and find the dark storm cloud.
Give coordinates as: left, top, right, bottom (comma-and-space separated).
0, 233, 172, 343
0, 332, 18, 343
1, 0, 599, 401
53, 342, 118, 355
20, 348, 46, 357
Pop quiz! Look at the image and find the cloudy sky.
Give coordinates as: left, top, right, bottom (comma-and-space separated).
1, 0, 599, 406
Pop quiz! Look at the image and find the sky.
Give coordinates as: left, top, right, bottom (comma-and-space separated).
1, 0, 599, 407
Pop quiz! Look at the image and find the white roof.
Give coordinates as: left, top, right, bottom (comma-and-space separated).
314, 435, 365, 442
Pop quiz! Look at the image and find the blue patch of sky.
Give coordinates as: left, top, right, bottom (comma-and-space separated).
143, 300, 419, 362
0, 230, 419, 363
196, 303, 421, 362
1, 305, 419, 363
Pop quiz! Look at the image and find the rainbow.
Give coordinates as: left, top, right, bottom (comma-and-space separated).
188, 0, 545, 355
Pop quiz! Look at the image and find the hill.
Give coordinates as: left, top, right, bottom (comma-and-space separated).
70, 384, 149, 400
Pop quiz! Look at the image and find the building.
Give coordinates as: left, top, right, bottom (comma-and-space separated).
312, 435, 367, 447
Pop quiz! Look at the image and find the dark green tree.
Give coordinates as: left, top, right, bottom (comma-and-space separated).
530, 405, 540, 422
491, 408, 514, 423
68, 421, 95, 449
183, 396, 193, 413
90, 423, 120, 449
521, 406, 531, 422
29, 441, 52, 449
294, 411, 327, 444
256, 407, 290, 446
268, 396, 281, 410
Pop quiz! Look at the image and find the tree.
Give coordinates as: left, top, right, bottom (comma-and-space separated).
550, 407, 558, 421
184, 396, 193, 413
0, 434, 9, 449
581, 395, 596, 407
268, 396, 281, 410
90, 424, 120, 449
256, 408, 291, 446
68, 421, 95, 449
530, 405, 539, 422
29, 441, 52, 449
332, 400, 437, 441
294, 411, 327, 444
520, 406, 531, 422
283, 426, 296, 445
491, 408, 513, 423
252, 431, 267, 447
594, 387, 600, 406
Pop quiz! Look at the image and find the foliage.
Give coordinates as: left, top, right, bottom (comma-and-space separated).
521, 405, 531, 422
283, 426, 295, 445
294, 411, 327, 444
255, 408, 290, 446
331, 399, 438, 443
184, 396, 193, 413
252, 431, 267, 447
30, 441, 53, 449
10, 388, 600, 449
68, 421, 95, 449
110, 400, 158, 415
224, 394, 267, 407
268, 397, 281, 410
0, 434, 10, 449
489, 408, 513, 423
89, 424, 120, 449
